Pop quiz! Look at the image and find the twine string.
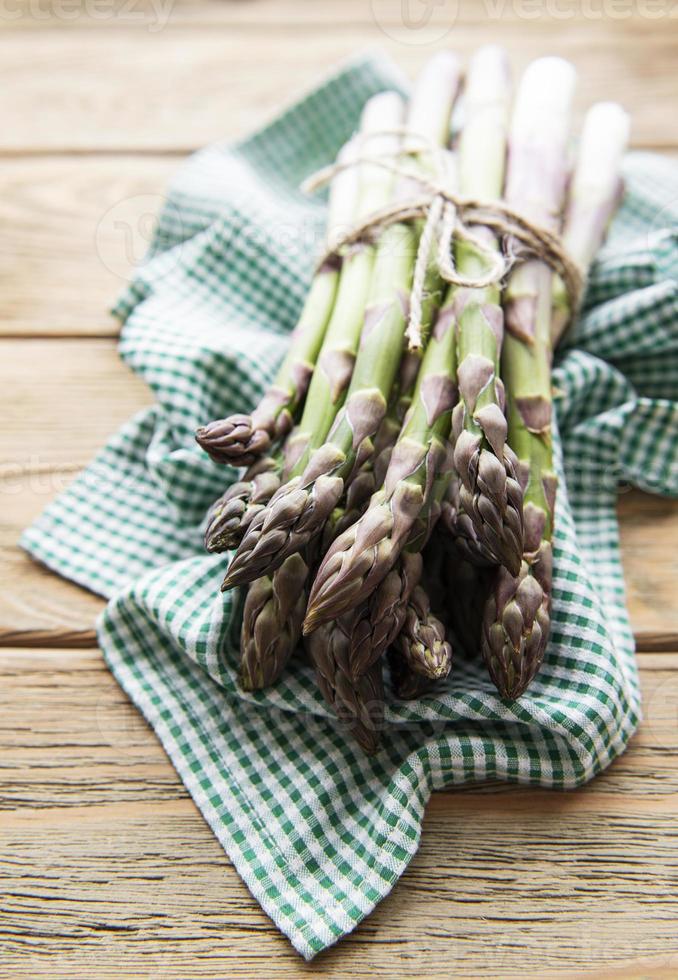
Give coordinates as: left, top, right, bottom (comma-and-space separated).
302, 130, 584, 352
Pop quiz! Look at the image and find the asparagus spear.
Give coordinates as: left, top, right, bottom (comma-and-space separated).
348, 550, 423, 678
204, 455, 281, 552
551, 102, 630, 343
196, 136, 362, 465
239, 552, 309, 690
305, 613, 385, 755
450, 46, 524, 577
223, 54, 462, 590
306, 549, 422, 751
303, 283, 459, 632
393, 585, 452, 680
482, 57, 576, 700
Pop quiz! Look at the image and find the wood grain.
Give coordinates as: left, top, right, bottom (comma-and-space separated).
0, 340, 150, 644
0, 156, 176, 337
0, 21, 676, 153
0, 339, 152, 469
2, 647, 678, 978
8, 0, 678, 29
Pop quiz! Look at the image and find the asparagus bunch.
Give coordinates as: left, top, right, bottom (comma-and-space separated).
194, 48, 629, 751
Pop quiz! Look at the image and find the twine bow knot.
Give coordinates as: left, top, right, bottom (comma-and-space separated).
302, 129, 584, 351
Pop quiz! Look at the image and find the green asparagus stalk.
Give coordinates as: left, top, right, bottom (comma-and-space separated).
303, 284, 459, 632
240, 552, 309, 690
282, 91, 407, 478
482, 57, 576, 700
451, 46, 524, 576
223, 54, 462, 590
196, 135, 362, 465
393, 585, 452, 680
551, 102, 630, 343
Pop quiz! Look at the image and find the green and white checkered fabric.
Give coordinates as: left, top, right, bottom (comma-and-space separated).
22, 54, 678, 958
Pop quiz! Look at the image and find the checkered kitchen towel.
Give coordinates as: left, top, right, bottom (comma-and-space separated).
22, 53, 678, 958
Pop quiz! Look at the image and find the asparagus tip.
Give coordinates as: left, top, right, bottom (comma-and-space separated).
301, 613, 319, 636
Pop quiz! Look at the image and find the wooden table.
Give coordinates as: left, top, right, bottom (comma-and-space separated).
2, 3, 678, 976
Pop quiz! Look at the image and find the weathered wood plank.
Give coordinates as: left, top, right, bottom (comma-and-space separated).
618, 491, 678, 650
0, 24, 675, 152
1, 647, 677, 977
1, 339, 152, 469
0, 339, 150, 644
0, 156, 176, 337
7, 0, 678, 29
1, 339, 677, 647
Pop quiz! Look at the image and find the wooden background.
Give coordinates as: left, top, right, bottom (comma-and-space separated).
2, 2, 678, 976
